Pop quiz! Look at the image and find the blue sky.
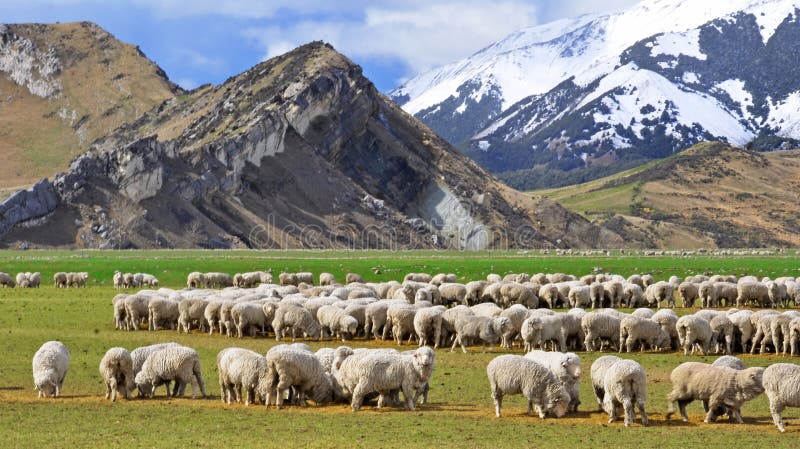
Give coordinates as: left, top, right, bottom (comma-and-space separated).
1, 0, 638, 92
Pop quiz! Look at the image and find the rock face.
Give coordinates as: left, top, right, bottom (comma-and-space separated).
0, 180, 58, 236
0, 41, 638, 249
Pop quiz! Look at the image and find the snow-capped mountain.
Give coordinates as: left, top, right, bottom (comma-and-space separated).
390, 0, 800, 189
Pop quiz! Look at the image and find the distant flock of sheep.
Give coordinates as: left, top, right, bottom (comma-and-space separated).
28, 269, 800, 431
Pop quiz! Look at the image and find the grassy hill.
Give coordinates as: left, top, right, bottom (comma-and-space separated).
531, 142, 800, 248
0, 22, 180, 192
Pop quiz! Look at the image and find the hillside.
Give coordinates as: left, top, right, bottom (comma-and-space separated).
0, 22, 180, 191
532, 142, 800, 247
391, 0, 800, 189
0, 40, 636, 250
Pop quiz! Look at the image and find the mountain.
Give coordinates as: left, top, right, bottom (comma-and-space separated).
0, 40, 635, 250
533, 142, 800, 248
0, 22, 181, 191
391, 0, 800, 189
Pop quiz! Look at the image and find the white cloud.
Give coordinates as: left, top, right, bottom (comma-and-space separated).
175, 77, 199, 89
243, 1, 538, 74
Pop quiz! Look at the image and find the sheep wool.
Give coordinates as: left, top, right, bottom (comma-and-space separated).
32, 341, 70, 398
486, 354, 569, 419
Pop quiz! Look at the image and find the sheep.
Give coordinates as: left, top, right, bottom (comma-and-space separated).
141, 274, 159, 287
602, 359, 648, 427
710, 314, 735, 355
319, 272, 336, 286
589, 282, 604, 308
487, 273, 503, 283
763, 363, 800, 432
581, 312, 620, 352
337, 346, 435, 411
486, 354, 570, 418
113, 294, 128, 330
603, 281, 624, 308
345, 273, 364, 284
131, 342, 182, 381
568, 285, 591, 308
15, 272, 27, 287
99, 347, 134, 401
383, 303, 420, 345
790, 317, 800, 355
204, 300, 224, 335
53, 272, 66, 288
404, 273, 432, 283
32, 341, 70, 398
751, 314, 779, 354
501, 282, 538, 308
123, 294, 151, 331
438, 283, 468, 307
619, 316, 669, 353
622, 284, 645, 308
147, 298, 179, 331
135, 346, 206, 399
729, 310, 755, 352
676, 315, 713, 356
113, 271, 124, 289
205, 272, 233, 288
187, 272, 205, 288
590, 355, 621, 410
712, 355, 746, 370
627, 275, 643, 288
737, 281, 770, 307
66, 272, 89, 288
524, 350, 581, 412
471, 302, 502, 317
413, 306, 445, 348
665, 362, 764, 423
123, 273, 136, 288
232, 302, 269, 338
631, 308, 654, 319
431, 273, 457, 286
463, 280, 488, 305
766, 281, 789, 309
178, 298, 209, 333
451, 315, 510, 353
771, 313, 797, 355
318, 305, 359, 341
652, 309, 680, 350
645, 281, 675, 308
532, 315, 567, 352
273, 304, 322, 341
679, 282, 700, 308
27, 272, 40, 288
499, 305, 529, 349
538, 284, 561, 309
217, 348, 268, 406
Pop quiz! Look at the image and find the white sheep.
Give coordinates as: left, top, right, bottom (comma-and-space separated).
231, 302, 268, 338
99, 347, 134, 401
602, 359, 648, 427
135, 346, 206, 399
187, 272, 205, 288
763, 363, 800, 432
32, 341, 70, 398
486, 354, 569, 418
413, 306, 445, 348
709, 314, 735, 355
318, 305, 359, 341
590, 355, 621, 410
581, 312, 620, 352
676, 315, 712, 356
178, 298, 209, 333
438, 283, 468, 306
273, 304, 322, 341
666, 362, 764, 423
217, 347, 268, 406
619, 316, 669, 353
131, 342, 182, 379
524, 350, 581, 412
383, 303, 417, 345
147, 298, 179, 331
451, 315, 510, 353
736, 281, 770, 307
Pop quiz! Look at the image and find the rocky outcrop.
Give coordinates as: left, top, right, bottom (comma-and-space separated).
0, 179, 58, 236
0, 41, 640, 250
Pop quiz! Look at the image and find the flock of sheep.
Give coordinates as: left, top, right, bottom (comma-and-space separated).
29, 269, 800, 431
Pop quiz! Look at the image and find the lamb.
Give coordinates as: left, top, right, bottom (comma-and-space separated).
763, 363, 800, 432
486, 354, 570, 418
99, 347, 134, 401
217, 347, 268, 406
451, 315, 510, 353
676, 315, 713, 356
413, 306, 445, 348
232, 302, 269, 338
135, 346, 206, 399
619, 316, 669, 353
524, 350, 581, 412
581, 312, 621, 352
272, 304, 322, 341
699, 315, 730, 354
601, 359, 648, 427
666, 362, 764, 423
187, 272, 205, 288
590, 355, 621, 410
336, 346, 435, 411
32, 341, 70, 398
317, 305, 359, 341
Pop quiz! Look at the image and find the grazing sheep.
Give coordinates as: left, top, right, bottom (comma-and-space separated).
147, 298, 179, 331
204, 300, 224, 335
737, 281, 770, 308
771, 313, 796, 356
763, 363, 800, 432
113, 271, 124, 289
524, 350, 581, 412
712, 355, 746, 371
135, 346, 206, 399
619, 316, 669, 353
32, 341, 70, 398
438, 283, 468, 307
631, 308, 655, 319
486, 354, 570, 418
520, 316, 543, 353
27, 272, 41, 288
751, 314, 779, 354
318, 305, 359, 341
319, 272, 336, 286
141, 274, 159, 287
451, 315, 510, 353
66, 272, 89, 288
217, 347, 268, 406
501, 282, 538, 308
232, 302, 269, 338
676, 315, 713, 356
336, 346, 435, 411
131, 342, 182, 378
652, 309, 680, 350
665, 362, 764, 423
383, 304, 419, 345
581, 312, 621, 352
589, 282, 605, 308
123, 294, 151, 331
52, 272, 66, 288
603, 281, 624, 308
679, 282, 700, 308
590, 355, 621, 410
295, 272, 314, 285
431, 273, 457, 286
602, 359, 648, 427
499, 305, 529, 349
273, 304, 322, 341
345, 273, 364, 284
413, 306, 445, 348
645, 281, 675, 308
187, 272, 205, 288
533, 315, 567, 352
538, 284, 561, 309
710, 314, 735, 355
790, 318, 800, 355
178, 298, 209, 333
99, 347, 134, 401
205, 272, 234, 288
568, 286, 591, 308
404, 273, 432, 283
623, 284, 645, 308
729, 310, 755, 352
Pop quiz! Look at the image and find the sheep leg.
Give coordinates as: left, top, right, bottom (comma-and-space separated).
593, 386, 605, 411
621, 397, 636, 426
637, 397, 648, 426
492, 389, 503, 417
770, 400, 786, 432
351, 383, 368, 412
704, 396, 724, 423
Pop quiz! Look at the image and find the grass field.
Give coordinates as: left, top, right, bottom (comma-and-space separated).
1, 250, 799, 448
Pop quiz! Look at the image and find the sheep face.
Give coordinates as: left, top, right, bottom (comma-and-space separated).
35, 371, 57, 397
134, 372, 155, 398
736, 367, 765, 398
545, 386, 570, 418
